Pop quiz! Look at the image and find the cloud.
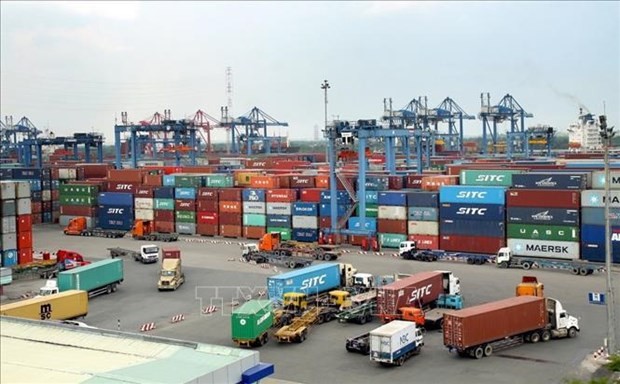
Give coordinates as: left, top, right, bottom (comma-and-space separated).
11, 25, 130, 54
362, 1, 437, 16
48, 1, 142, 21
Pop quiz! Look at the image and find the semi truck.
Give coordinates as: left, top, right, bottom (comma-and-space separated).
267, 263, 357, 301
108, 245, 159, 264
158, 247, 184, 291
241, 244, 315, 269
399, 241, 494, 265
369, 320, 424, 366
37, 250, 91, 279
376, 270, 461, 322
0, 290, 88, 321
39, 259, 124, 298
443, 295, 579, 359
63, 217, 127, 238
496, 247, 604, 276
131, 220, 179, 242
398, 294, 464, 329
250, 232, 341, 261
231, 300, 274, 348
346, 332, 372, 355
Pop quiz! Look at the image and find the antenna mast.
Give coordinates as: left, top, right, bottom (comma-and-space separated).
226, 66, 233, 153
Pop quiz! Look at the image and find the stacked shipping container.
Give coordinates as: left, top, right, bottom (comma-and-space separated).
59, 184, 100, 229
406, 191, 440, 250
0, 181, 32, 266
377, 191, 408, 248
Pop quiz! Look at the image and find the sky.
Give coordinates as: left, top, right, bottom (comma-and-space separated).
1, 1, 619, 144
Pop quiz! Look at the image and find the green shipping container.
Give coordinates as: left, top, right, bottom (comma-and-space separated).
58, 259, 124, 293
59, 195, 97, 206
267, 227, 291, 241
154, 198, 175, 210
507, 224, 579, 242
231, 300, 273, 342
175, 211, 196, 223
59, 184, 99, 197
378, 233, 407, 248
205, 175, 234, 188
174, 175, 203, 188
460, 169, 523, 186
355, 204, 378, 218
243, 214, 267, 227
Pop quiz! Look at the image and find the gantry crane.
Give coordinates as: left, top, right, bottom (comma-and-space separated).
1, 116, 42, 161
479, 93, 533, 155
427, 97, 475, 155
220, 107, 289, 155
190, 109, 220, 154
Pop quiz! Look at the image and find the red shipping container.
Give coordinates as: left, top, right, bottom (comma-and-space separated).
107, 169, 144, 183
198, 188, 219, 201
319, 217, 331, 228
440, 235, 505, 254
18, 248, 33, 265
421, 175, 459, 191
219, 201, 241, 213
218, 188, 242, 202
197, 200, 218, 212
107, 182, 138, 194
42, 201, 52, 211
197, 223, 219, 236
31, 214, 42, 224
300, 189, 322, 203
51, 190, 60, 200
266, 189, 297, 203
388, 175, 404, 190
135, 186, 154, 198
162, 247, 181, 258
315, 175, 329, 188
408, 234, 439, 250
154, 221, 175, 233
143, 174, 163, 187
289, 175, 315, 188
405, 175, 424, 189
17, 232, 33, 249
348, 235, 366, 246
244, 226, 266, 239
197, 211, 218, 225
377, 219, 408, 235
31, 202, 42, 214
246, 159, 272, 169
506, 189, 580, 209
60, 205, 97, 217
179, 166, 216, 174
154, 210, 175, 222
175, 199, 196, 211
220, 224, 242, 238
77, 163, 111, 179
250, 175, 282, 189
17, 215, 32, 233
220, 214, 242, 226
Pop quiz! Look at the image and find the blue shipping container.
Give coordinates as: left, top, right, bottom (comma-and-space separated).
98, 192, 134, 206
293, 202, 319, 216
359, 176, 389, 191
320, 190, 350, 204
319, 204, 348, 217
11, 168, 42, 180
440, 203, 505, 222
581, 242, 620, 263
507, 207, 579, 226
98, 205, 134, 230
153, 186, 175, 199
407, 207, 439, 221
581, 224, 620, 244
267, 263, 341, 300
42, 180, 51, 190
174, 187, 196, 200
348, 217, 377, 231
51, 180, 60, 190
406, 191, 439, 208
511, 173, 588, 190
27, 180, 41, 192
1, 249, 17, 267
439, 185, 507, 205
163, 175, 176, 186
378, 192, 408, 206
581, 207, 620, 226
0, 169, 12, 180
266, 215, 292, 228
292, 228, 319, 243
440, 219, 505, 237
243, 189, 266, 202
365, 191, 379, 204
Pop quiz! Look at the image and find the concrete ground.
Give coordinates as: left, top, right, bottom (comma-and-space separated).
2, 224, 619, 384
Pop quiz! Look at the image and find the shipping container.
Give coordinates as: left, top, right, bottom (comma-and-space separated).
220, 201, 242, 213
421, 175, 459, 191
320, 190, 350, 204
218, 188, 243, 201
440, 186, 507, 205
243, 214, 267, 227
220, 224, 242, 238
377, 219, 407, 234
15, 182, 30, 198
267, 202, 293, 216
460, 169, 523, 186
581, 241, 620, 264
16, 215, 32, 233
407, 221, 439, 236
292, 216, 318, 229
378, 192, 408, 206
506, 239, 579, 260
507, 190, 580, 209
60, 184, 99, 197
319, 203, 349, 218
1, 249, 17, 267
292, 228, 319, 242
134, 187, 154, 198
174, 187, 196, 200
153, 186, 175, 199
267, 189, 297, 203
266, 215, 291, 228
134, 208, 154, 221
408, 234, 439, 250
267, 263, 342, 300
507, 224, 579, 242
581, 224, 620, 245
205, 174, 234, 188
243, 226, 267, 239
0, 290, 88, 320
175, 199, 196, 211
440, 203, 505, 222
197, 188, 219, 201
242, 202, 266, 215
376, 271, 447, 319
379, 233, 408, 248
154, 198, 175, 210
299, 189, 322, 203
348, 217, 377, 232
592, 170, 620, 190
292, 202, 318, 216
289, 175, 315, 188
581, 207, 620, 226
506, 207, 580, 226
107, 169, 143, 183
405, 175, 424, 189
406, 191, 439, 208
197, 223, 219, 236
440, 235, 505, 254
196, 211, 218, 225
58, 259, 124, 295
512, 173, 588, 190
581, 190, 620, 208
378, 206, 407, 221
175, 222, 196, 235
98, 192, 133, 207
242, 188, 266, 202
17, 231, 33, 249
231, 300, 273, 344
134, 198, 154, 210
443, 296, 546, 351
1, 200, 16, 216
355, 204, 378, 218
59, 196, 97, 206
154, 210, 175, 222
440, 219, 504, 238
106, 182, 138, 194
407, 207, 438, 222
369, 321, 420, 365
1, 233, 17, 249
18, 248, 33, 264
175, 210, 196, 223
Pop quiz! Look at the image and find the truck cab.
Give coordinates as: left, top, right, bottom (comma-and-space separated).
398, 241, 418, 257
340, 263, 358, 287
157, 248, 184, 291
516, 276, 544, 297
64, 217, 87, 235
438, 270, 461, 296
496, 247, 513, 267
546, 297, 579, 338
241, 243, 260, 256
140, 244, 159, 263
38, 280, 59, 296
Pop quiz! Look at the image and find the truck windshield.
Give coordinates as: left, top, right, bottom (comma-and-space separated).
161, 270, 175, 277
39, 289, 54, 296
143, 247, 159, 254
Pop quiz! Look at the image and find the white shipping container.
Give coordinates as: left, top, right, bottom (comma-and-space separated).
1, 233, 17, 250
1, 216, 17, 233
407, 221, 439, 236
378, 206, 407, 221
243, 202, 266, 214
292, 215, 318, 229
59, 215, 96, 229
16, 198, 31, 215
581, 190, 620, 208
41, 190, 52, 201
134, 198, 154, 210
0, 182, 16, 200
369, 320, 419, 364
592, 170, 620, 190
266, 202, 292, 216
58, 168, 77, 179
135, 208, 154, 221
506, 238, 580, 260
15, 181, 31, 198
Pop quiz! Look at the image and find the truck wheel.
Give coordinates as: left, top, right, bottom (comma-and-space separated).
457, 350, 468, 358
359, 315, 367, 325
106, 285, 113, 295
541, 330, 551, 342
397, 357, 405, 366
111, 284, 117, 292
521, 261, 531, 270
437, 318, 444, 329
475, 258, 483, 265
483, 344, 493, 357
579, 268, 588, 276
498, 261, 508, 269
474, 347, 484, 359
571, 267, 580, 275
530, 332, 540, 343
466, 258, 474, 265
568, 327, 578, 338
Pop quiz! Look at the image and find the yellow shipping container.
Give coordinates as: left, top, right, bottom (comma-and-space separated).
0, 290, 88, 321
235, 171, 261, 187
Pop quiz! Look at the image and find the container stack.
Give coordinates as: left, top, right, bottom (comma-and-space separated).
243, 188, 267, 240
580, 170, 620, 263
1, 181, 27, 266
439, 185, 507, 254
267, 189, 297, 241
10, 168, 43, 225
196, 188, 219, 236
98, 192, 134, 231
174, 176, 199, 235
219, 188, 243, 238
15, 181, 33, 264
292, 202, 319, 242
134, 186, 155, 223
59, 184, 100, 229
319, 190, 350, 238
377, 191, 408, 248
298, 188, 323, 241
153, 186, 175, 233
348, 191, 378, 234
406, 191, 440, 250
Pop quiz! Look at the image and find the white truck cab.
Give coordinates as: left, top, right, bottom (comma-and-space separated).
38, 280, 59, 296
547, 297, 580, 338
399, 241, 417, 256
241, 243, 259, 256
496, 247, 512, 266
353, 273, 374, 289
435, 270, 461, 295
140, 244, 160, 263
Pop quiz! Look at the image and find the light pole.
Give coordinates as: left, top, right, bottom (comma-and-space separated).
599, 114, 616, 355
321, 80, 330, 162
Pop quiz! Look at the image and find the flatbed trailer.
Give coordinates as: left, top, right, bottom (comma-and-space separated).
402, 249, 495, 265
345, 332, 370, 355
71, 228, 127, 238
496, 247, 604, 276
274, 307, 321, 343
274, 241, 341, 261
242, 251, 314, 269
132, 232, 179, 242
337, 300, 376, 324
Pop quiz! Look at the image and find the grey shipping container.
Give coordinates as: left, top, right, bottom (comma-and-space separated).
176, 223, 196, 235
511, 173, 589, 190
1, 200, 16, 217
581, 207, 620, 226
506, 207, 580, 226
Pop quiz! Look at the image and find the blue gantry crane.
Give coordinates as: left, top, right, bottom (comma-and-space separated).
427, 97, 475, 155
0, 116, 42, 162
479, 93, 533, 155
220, 107, 289, 155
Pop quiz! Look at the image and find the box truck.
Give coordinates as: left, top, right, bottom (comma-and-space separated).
443, 295, 579, 359
369, 320, 424, 366
1, 290, 88, 321
40, 259, 124, 298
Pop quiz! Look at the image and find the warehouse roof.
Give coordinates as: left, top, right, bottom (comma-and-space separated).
0, 316, 270, 384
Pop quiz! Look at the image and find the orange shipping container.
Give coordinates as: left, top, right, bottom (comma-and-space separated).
17, 231, 33, 249
421, 175, 459, 191
250, 175, 282, 189
143, 174, 163, 186
244, 226, 266, 239
315, 175, 330, 188
18, 248, 33, 265
219, 201, 242, 213
235, 171, 261, 187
